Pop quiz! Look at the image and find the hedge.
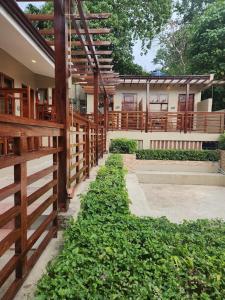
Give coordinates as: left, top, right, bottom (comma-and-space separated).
136, 149, 219, 161
109, 138, 137, 154
36, 154, 225, 299
219, 133, 225, 150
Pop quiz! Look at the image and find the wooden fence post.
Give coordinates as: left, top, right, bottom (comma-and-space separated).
14, 136, 28, 279
86, 121, 90, 177
94, 71, 99, 165
54, 0, 69, 211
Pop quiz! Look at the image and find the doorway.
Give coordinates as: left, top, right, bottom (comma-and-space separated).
178, 94, 195, 130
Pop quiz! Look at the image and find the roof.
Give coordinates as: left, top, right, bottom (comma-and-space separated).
119, 75, 215, 86
0, 0, 54, 63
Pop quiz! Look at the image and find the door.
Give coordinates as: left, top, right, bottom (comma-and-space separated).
178, 94, 195, 130
122, 94, 137, 111
178, 94, 194, 112
122, 94, 138, 129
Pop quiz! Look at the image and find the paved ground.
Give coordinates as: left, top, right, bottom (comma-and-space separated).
124, 155, 225, 223
140, 183, 225, 223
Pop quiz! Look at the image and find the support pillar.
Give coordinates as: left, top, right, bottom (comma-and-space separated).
94, 71, 99, 164
145, 82, 150, 133
184, 83, 190, 133
54, 0, 69, 211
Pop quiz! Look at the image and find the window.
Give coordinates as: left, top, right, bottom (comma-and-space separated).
149, 94, 168, 112
0, 73, 14, 88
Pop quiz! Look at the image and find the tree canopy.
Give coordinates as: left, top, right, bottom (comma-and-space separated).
25, 1, 172, 75
188, 1, 225, 78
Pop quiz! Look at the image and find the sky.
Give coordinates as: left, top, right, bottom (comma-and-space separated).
19, 2, 160, 72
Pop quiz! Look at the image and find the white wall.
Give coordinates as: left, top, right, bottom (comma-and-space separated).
114, 84, 202, 112
197, 98, 212, 112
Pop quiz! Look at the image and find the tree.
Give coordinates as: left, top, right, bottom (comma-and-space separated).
188, 1, 225, 78
85, 0, 172, 74
175, 0, 217, 24
25, 1, 172, 75
153, 21, 191, 75
187, 1, 225, 110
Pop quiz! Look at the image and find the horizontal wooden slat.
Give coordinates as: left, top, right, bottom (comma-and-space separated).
0, 114, 64, 129
0, 255, 19, 286
27, 211, 57, 251
0, 183, 20, 202
27, 165, 58, 185
27, 194, 57, 227
0, 229, 20, 256
0, 206, 20, 228
0, 149, 62, 169
27, 179, 57, 206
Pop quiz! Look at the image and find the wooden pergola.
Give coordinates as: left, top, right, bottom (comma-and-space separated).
0, 1, 117, 299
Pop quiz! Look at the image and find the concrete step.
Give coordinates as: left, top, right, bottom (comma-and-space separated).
136, 171, 225, 186
135, 160, 219, 173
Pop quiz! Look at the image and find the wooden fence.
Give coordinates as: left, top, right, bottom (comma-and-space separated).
0, 112, 106, 299
108, 111, 225, 133
68, 112, 106, 198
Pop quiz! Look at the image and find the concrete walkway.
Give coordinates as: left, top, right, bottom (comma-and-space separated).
125, 155, 225, 223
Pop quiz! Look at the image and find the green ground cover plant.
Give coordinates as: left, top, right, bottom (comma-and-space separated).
218, 133, 225, 150
36, 154, 225, 300
136, 149, 219, 161
109, 138, 137, 154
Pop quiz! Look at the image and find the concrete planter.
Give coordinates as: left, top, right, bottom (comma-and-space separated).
220, 150, 225, 172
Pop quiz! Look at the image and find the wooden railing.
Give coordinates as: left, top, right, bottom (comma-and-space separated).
67, 112, 106, 198
108, 111, 225, 133
0, 88, 30, 117
0, 115, 63, 299
0, 111, 106, 299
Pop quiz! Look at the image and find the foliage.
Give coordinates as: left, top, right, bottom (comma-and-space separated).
175, 0, 217, 24
153, 21, 191, 75
188, 1, 225, 79
136, 149, 219, 161
218, 133, 225, 150
155, 1, 225, 110
25, 1, 172, 75
109, 138, 137, 154
36, 154, 225, 299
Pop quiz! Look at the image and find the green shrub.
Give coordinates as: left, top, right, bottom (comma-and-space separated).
136, 149, 219, 161
36, 154, 225, 300
109, 138, 137, 154
218, 133, 225, 150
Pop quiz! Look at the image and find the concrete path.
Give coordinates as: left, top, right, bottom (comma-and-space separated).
140, 183, 225, 223
124, 155, 225, 223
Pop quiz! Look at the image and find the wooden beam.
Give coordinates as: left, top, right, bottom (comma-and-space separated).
71, 50, 112, 56
72, 58, 112, 63
47, 40, 112, 47
26, 13, 111, 21
39, 28, 111, 35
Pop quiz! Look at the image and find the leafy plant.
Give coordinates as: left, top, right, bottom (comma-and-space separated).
109, 138, 137, 154
36, 154, 225, 299
136, 149, 219, 161
218, 133, 225, 150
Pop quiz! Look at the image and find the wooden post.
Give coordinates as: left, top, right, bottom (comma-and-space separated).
14, 137, 28, 279
86, 121, 90, 177
145, 82, 150, 133
104, 95, 108, 131
54, 0, 69, 211
94, 71, 99, 165
184, 83, 190, 133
